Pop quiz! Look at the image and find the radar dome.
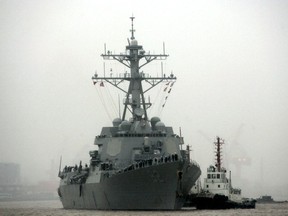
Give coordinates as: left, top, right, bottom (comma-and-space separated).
151, 117, 161, 129
155, 121, 165, 132
119, 120, 131, 131
112, 118, 122, 127
131, 39, 138, 46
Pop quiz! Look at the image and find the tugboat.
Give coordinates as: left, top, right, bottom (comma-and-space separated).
57, 17, 201, 210
187, 137, 256, 209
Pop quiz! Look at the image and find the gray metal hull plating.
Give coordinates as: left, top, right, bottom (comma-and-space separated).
59, 161, 200, 210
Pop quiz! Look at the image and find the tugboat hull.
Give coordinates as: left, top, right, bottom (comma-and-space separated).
194, 193, 256, 209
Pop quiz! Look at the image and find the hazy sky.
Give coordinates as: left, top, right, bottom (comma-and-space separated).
1, 0, 287, 199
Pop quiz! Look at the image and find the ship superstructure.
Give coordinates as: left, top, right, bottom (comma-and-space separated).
57, 17, 201, 210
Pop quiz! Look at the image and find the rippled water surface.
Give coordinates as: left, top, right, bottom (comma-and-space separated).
0, 200, 288, 216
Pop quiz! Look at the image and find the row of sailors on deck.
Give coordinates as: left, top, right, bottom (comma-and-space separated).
63, 163, 89, 173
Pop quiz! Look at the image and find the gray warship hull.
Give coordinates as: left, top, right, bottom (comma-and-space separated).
59, 160, 201, 210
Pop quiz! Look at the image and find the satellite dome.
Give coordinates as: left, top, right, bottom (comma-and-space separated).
119, 120, 131, 131
151, 117, 161, 129
155, 121, 165, 132
112, 118, 122, 127
131, 39, 138, 46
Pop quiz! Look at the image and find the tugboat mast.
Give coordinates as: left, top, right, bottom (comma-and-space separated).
92, 17, 176, 122
214, 137, 224, 172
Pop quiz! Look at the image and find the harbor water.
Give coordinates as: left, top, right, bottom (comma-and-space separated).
0, 200, 288, 216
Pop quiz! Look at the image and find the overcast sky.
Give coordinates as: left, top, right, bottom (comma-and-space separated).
1, 0, 287, 199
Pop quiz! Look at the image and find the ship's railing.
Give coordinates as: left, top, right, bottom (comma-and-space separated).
231, 188, 242, 195
105, 153, 180, 177
118, 72, 150, 78
101, 155, 200, 179
115, 132, 167, 137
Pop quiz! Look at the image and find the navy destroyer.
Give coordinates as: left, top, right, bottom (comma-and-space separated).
57, 17, 201, 210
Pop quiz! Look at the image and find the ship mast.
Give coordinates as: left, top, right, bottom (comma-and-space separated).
214, 136, 224, 172
92, 17, 176, 122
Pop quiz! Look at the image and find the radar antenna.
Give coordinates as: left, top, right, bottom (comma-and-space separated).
92, 17, 176, 122
130, 16, 135, 40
